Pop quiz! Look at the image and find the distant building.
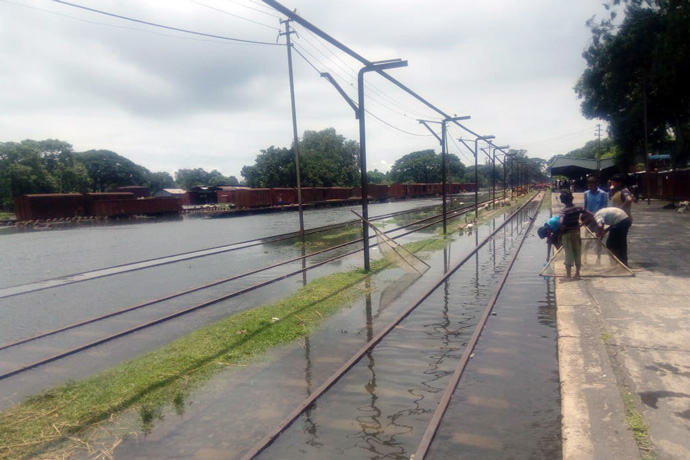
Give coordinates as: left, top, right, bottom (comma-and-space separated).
154, 188, 189, 206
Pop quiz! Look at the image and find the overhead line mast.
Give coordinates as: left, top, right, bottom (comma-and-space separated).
262, 0, 485, 268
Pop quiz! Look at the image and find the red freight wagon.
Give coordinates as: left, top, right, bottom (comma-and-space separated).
234, 188, 273, 208
14, 194, 87, 221
367, 184, 389, 201
272, 188, 297, 205
85, 192, 135, 201
90, 198, 181, 217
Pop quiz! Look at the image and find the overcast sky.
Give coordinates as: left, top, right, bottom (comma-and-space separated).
0, 0, 611, 180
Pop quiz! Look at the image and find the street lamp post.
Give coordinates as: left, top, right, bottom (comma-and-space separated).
474, 135, 495, 221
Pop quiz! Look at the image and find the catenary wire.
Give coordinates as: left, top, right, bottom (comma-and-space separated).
291, 43, 432, 137
52, 0, 282, 46
191, 0, 281, 31
297, 26, 439, 120
234, 0, 282, 18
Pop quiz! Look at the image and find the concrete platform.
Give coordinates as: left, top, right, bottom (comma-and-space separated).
554, 194, 690, 460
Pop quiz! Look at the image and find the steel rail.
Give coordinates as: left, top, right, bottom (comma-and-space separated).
0, 199, 485, 352
413, 192, 544, 459
0, 201, 456, 300
0, 198, 493, 379
238, 193, 539, 460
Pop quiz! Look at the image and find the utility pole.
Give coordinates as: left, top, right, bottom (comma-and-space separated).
595, 123, 602, 182
280, 18, 305, 240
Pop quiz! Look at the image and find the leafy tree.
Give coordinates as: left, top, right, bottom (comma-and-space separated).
576, 0, 690, 168
147, 171, 176, 194
75, 150, 149, 192
240, 146, 295, 188
300, 128, 360, 187
0, 140, 64, 209
241, 128, 361, 188
389, 150, 465, 183
367, 169, 388, 184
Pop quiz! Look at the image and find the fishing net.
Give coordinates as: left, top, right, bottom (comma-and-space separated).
540, 226, 634, 277
374, 226, 430, 275
352, 211, 429, 275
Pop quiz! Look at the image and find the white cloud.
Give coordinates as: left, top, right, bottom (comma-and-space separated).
0, 0, 608, 180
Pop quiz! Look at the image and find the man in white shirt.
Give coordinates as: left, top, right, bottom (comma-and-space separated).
594, 207, 632, 266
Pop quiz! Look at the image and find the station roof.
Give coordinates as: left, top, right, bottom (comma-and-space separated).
549, 156, 617, 179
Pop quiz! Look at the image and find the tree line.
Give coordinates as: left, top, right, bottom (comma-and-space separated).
0, 139, 239, 210
1, 127, 550, 212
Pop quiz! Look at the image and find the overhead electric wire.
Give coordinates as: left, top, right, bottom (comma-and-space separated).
291, 42, 432, 138
236, 0, 282, 18
191, 0, 281, 31
291, 40, 436, 136
52, 0, 282, 46
448, 131, 476, 165
297, 26, 439, 121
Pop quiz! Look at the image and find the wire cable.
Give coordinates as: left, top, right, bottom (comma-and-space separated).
191, 0, 281, 31
291, 44, 432, 138
52, 0, 282, 46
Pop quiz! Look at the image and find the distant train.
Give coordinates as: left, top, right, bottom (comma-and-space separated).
212, 182, 476, 209
14, 193, 181, 221
13, 182, 476, 221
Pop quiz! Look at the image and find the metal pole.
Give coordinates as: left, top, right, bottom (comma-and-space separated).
441, 121, 447, 234
491, 146, 496, 208
357, 68, 370, 271
473, 135, 495, 221
261, 0, 478, 139
357, 60, 408, 271
282, 19, 305, 240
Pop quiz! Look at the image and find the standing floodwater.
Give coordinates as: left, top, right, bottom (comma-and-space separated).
77, 199, 561, 460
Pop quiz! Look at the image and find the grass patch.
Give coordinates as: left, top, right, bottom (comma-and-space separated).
0, 212, 14, 220
0, 235, 447, 460
620, 386, 655, 459
0, 268, 373, 459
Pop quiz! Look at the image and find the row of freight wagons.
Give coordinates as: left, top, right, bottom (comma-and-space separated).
215, 183, 474, 209
14, 193, 181, 221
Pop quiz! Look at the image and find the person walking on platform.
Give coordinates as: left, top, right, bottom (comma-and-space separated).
559, 191, 594, 279
594, 207, 632, 266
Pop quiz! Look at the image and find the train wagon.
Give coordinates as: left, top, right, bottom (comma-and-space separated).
14, 194, 87, 221
89, 197, 181, 217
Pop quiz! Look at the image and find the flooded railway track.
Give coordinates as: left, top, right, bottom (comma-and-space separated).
0, 197, 492, 383
0, 199, 480, 300
239, 193, 545, 460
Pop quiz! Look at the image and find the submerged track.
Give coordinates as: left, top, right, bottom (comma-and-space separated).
0, 197, 493, 382
239, 192, 543, 460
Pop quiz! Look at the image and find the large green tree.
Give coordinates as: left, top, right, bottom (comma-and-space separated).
75, 150, 149, 192
241, 128, 360, 188
0, 139, 94, 209
576, 0, 690, 168
389, 150, 465, 183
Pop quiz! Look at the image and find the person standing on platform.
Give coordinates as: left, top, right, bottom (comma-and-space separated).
559, 191, 594, 279
595, 207, 633, 266
610, 174, 633, 221
584, 176, 608, 214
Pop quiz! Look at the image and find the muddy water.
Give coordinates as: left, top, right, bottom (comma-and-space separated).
85, 201, 560, 460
